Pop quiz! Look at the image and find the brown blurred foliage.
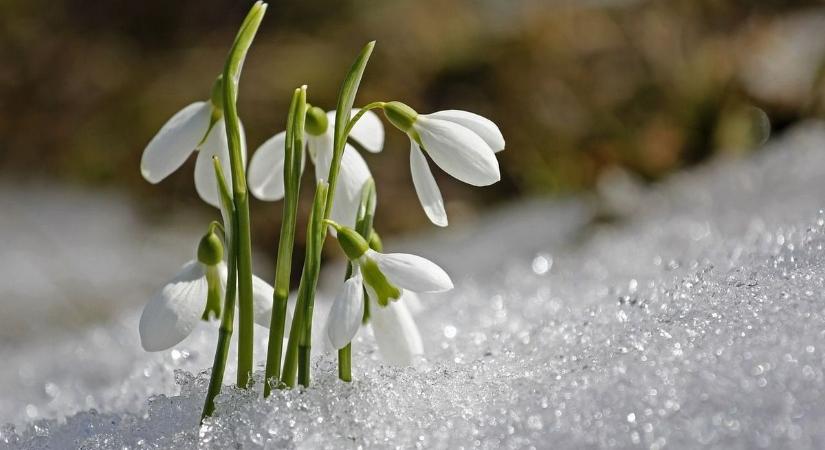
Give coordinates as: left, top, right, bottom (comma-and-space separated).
2, 0, 825, 256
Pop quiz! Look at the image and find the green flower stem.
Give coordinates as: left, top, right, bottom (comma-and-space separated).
338, 179, 377, 381
281, 181, 328, 388
222, 1, 266, 388
280, 273, 306, 388
282, 41, 375, 388
345, 101, 385, 137
298, 182, 329, 387
202, 159, 238, 421
338, 344, 352, 381
263, 86, 307, 397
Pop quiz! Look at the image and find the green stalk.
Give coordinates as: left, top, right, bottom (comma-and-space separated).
298, 182, 329, 387
202, 158, 238, 420
280, 270, 306, 388
338, 344, 352, 381
337, 179, 376, 381
282, 182, 328, 388
282, 41, 375, 387
263, 86, 307, 397
221, 1, 267, 388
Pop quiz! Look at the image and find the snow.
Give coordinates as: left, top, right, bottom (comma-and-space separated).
4, 121, 825, 448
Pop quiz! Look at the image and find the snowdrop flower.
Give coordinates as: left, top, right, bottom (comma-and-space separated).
138, 230, 275, 352
248, 106, 384, 228
140, 76, 246, 208
383, 101, 505, 227
324, 221, 452, 364
369, 291, 423, 365
324, 267, 365, 350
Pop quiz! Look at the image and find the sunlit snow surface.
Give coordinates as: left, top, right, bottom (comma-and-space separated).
4, 122, 825, 448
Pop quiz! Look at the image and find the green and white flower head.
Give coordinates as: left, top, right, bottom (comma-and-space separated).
247, 106, 384, 228
138, 228, 275, 352
383, 101, 505, 227
140, 76, 247, 208
324, 221, 452, 364
323, 273, 424, 365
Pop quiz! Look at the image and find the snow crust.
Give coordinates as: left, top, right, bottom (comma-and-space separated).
4, 122, 825, 448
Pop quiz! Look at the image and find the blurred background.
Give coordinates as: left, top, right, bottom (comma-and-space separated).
3, 0, 825, 337
4, 0, 825, 239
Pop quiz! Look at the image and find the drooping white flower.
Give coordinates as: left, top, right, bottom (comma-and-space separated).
140, 96, 247, 208
323, 222, 452, 362
139, 258, 276, 352
363, 249, 453, 295
324, 267, 365, 350
248, 107, 384, 228
384, 102, 504, 227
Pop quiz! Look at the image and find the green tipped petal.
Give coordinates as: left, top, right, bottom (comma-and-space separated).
361, 257, 401, 306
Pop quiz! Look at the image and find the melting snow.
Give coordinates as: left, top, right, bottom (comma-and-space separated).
3, 122, 825, 448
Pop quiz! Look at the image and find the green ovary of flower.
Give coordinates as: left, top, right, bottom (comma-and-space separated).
197, 231, 224, 266
305, 106, 329, 136
383, 101, 418, 133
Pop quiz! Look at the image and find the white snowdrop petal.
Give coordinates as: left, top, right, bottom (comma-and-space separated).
194, 120, 231, 208
349, 109, 384, 153
139, 260, 208, 352
326, 275, 365, 349
251, 274, 277, 328
326, 145, 373, 229
239, 119, 248, 164
402, 291, 424, 315
410, 142, 448, 227
216, 261, 228, 290
141, 102, 211, 184
311, 132, 334, 180
369, 297, 423, 366
325, 109, 384, 153
371, 251, 453, 293
415, 117, 500, 186
248, 131, 287, 201
428, 110, 505, 152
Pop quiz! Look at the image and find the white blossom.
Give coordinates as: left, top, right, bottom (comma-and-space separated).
248, 109, 383, 228
140, 101, 246, 208
138, 259, 276, 352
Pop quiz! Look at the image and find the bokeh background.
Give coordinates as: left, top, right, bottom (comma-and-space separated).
3, 0, 825, 259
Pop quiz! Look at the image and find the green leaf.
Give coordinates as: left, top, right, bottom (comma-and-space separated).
325, 41, 375, 216
333, 41, 375, 153
224, 1, 267, 95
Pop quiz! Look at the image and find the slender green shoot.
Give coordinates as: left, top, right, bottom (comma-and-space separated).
282, 41, 375, 388
221, 1, 267, 388
264, 86, 307, 397
202, 158, 238, 421
298, 181, 329, 387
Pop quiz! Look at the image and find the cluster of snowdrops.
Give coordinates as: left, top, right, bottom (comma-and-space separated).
136, 2, 504, 419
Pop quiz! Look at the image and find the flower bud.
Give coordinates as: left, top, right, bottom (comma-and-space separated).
383, 101, 417, 133
305, 106, 329, 136
328, 221, 369, 260
197, 230, 224, 266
